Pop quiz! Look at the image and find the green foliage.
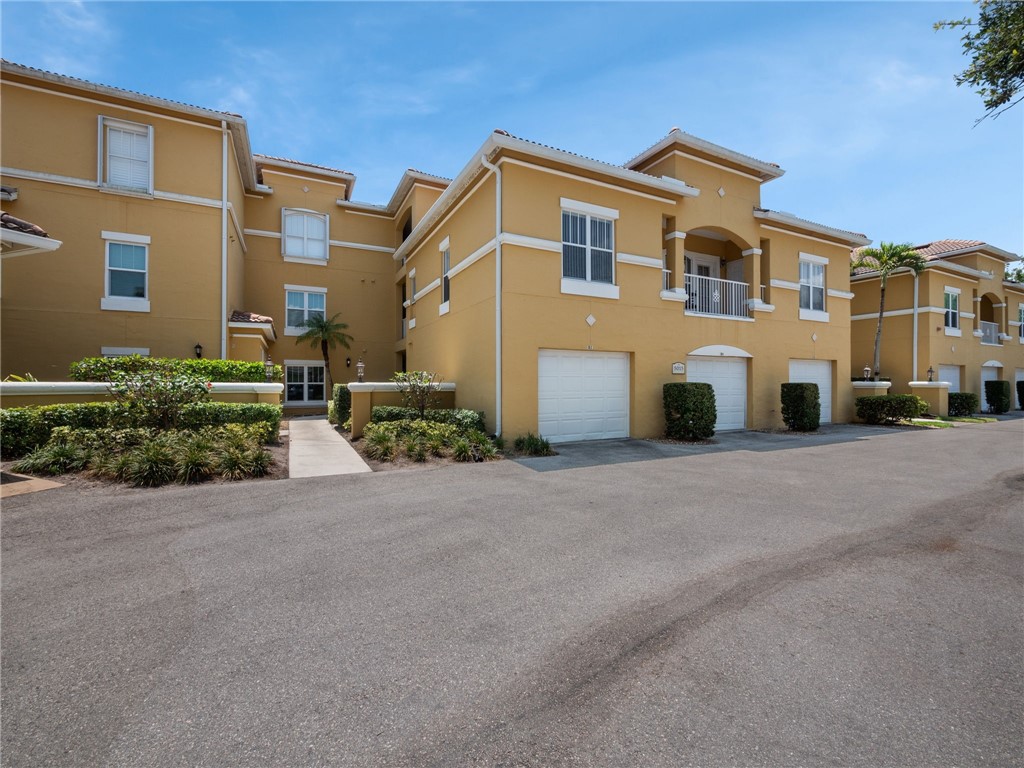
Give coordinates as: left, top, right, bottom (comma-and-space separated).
370, 405, 485, 434
390, 371, 442, 418
855, 395, 928, 424
327, 400, 337, 424
948, 391, 981, 417
405, 437, 428, 462
12, 442, 92, 476
780, 383, 821, 432
177, 403, 281, 440
1, 403, 116, 459
296, 313, 353, 392
451, 438, 473, 462
364, 429, 397, 461
983, 379, 1012, 414
70, 355, 279, 383
1017, 380, 1024, 410
935, 0, 1024, 121
3, 372, 38, 382
663, 383, 717, 440
363, 419, 461, 446
332, 383, 352, 424
512, 432, 554, 456
108, 371, 211, 429
1007, 262, 1024, 284
122, 439, 178, 487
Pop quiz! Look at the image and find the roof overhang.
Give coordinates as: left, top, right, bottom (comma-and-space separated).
626, 129, 785, 183
255, 155, 357, 199
228, 321, 276, 342
921, 243, 1020, 263
754, 208, 870, 247
851, 260, 994, 282
1, 229, 62, 259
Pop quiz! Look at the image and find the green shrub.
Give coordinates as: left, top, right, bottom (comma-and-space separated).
70, 356, 280, 383
948, 392, 980, 417
405, 438, 427, 462
122, 439, 178, 487
780, 383, 821, 432
513, 432, 554, 456
333, 384, 352, 425
663, 383, 716, 440
1, 403, 116, 459
175, 437, 217, 484
215, 444, 272, 480
855, 394, 928, 425
178, 402, 281, 440
984, 380, 1012, 414
364, 419, 461, 445
451, 438, 473, 462
1017, 381, 1024, 410
12, 442, 92, 476
364, 429, 397, 461
369, 406, 485, 434
426, 438, 446, 457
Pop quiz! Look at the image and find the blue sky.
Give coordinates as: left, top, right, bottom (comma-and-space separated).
3, 1, 1022, 256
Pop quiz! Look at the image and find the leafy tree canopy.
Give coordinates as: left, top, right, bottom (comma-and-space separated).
936, 0, 1024, 122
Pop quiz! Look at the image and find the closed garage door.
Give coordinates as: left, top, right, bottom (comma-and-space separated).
981, 365, 1002, 412
939, 365, 961, 393
538, 350, 629, 443
789, 359, 833, 423
687, 357, 747, 431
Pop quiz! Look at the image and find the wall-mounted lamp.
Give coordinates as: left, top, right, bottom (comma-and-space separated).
264, 357, 275, 382
356, 357, 365, 383
863, 365, 871, 382
927, 366, 935, 383
346, 357, 351, 368
194, 343, 203, 359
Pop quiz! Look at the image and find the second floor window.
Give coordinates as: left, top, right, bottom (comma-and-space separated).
944, 290, 960, 329
442, 248, 451, 304
285, 288, 325, 333
1019, 307, 1024, 339
562, 211, 614, 284
799, 261, 825, 311
282, 209, 328, 260
102, 118, 152, 192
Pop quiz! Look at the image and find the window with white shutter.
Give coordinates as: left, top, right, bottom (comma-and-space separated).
100, 118, 152, 193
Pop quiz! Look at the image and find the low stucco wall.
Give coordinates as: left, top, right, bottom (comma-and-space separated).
348, 382, 457, 439
0, 381, 283, 408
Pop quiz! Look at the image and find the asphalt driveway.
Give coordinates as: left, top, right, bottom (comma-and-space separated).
2, 420, 1022, 767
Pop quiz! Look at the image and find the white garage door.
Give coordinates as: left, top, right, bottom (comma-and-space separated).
686, 357, 747, 431
537, 350, 629, 443
788, 359, 833, 423
939, 365, 961, 393
981, 365, 1002, 412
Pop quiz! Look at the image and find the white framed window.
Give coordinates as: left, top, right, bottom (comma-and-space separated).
101, 231, 150, 312
284, 361, 326, 404
798, 255, 828, 321
99, 117, 153, 193
440, 245, 451, 313
284, 285, 326, 335
944, 288, 960, 335
1018, 306, 1024, 340
562, 210, 614, 285
282, 209, 328, 262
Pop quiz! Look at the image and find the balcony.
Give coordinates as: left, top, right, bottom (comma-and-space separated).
684, 273, 750, 319
979, 321, 1000, 345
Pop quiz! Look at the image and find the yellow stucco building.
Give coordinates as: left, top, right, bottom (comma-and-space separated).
851, 240, 1024, 411
3, 60, 886, 438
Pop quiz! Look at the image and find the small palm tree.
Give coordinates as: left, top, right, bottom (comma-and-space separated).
851, 242, 926, 379
296, 313, 353, 393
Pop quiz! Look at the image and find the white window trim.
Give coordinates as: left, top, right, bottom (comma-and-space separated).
944, 288, 960, 333
101, 346, 150, 357
560, 278, 620, 300
560, 197, 620, 220
283, 359, 327, 405
281, 208, 329, 263
439, 301, 450, 316
799, 309, 830, 323
561, 208, 617, 290
98, 116, 154, 195
798, 251, 829, 266
101, 232, 150, 313
284, 286, 327, 336
798, 258, 826, 319
441, 244, 451, 306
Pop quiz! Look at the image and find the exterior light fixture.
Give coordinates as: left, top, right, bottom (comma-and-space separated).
927, 366, 934, 382
264, 357, 274, 382
863, 365, 871, 381
346, 357, 351, 368
356, 357, 365, 383
194, 343, 203, 359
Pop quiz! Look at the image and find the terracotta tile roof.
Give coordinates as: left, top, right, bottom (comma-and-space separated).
494, 129, 667, 184
1, 212, 48, 237
230, 310, 274, 325
627, 127, 782, 173
912, 239, 986, 260
253, 154, 355, 177
407, 169, 452, 183
755, 208, 868, 242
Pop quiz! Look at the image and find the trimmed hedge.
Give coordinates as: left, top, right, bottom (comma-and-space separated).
984, 380, 1011, 414
781, 382, 820, 432
369, 405, 486, 434
0, 401, 281, 459
948, 392, 980, 418
333, 383, 352, 425
855, 394, 928, 425
664, 382, 716, 440
70, 355, 281, 383
1017, 380, 1024, 410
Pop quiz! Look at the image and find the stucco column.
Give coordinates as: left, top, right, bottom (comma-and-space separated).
665, 230, 686, 290
909, 381, 950, 418
743, 248, 762, 303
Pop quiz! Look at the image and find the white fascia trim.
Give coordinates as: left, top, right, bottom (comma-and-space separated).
826, 289, 854, 300
438, 236, 450, 252
755, 211, 870, 247
101, 297, 150, 312
627, 132, 785, 182
993, 302, 1007, 308
414, 278, 441, 302
660, 290, 688, 303
499, 157, 682, 205
154, 190, 220, 209
639, 150, 765, 183
799, 252, 829, 266
284, 284, 327, 294
329, 239, 394, 254
228, 321, 276, 341
664, 231, 687, 241
944, 327, 963, 337
408, 267, 416, 278
560, 278, 620, 300
261, 169, 350, 191
283, 256, 328, 266
449, 239, 495, 279
244, 228, 282, 239
500, 233, 561, 253
348, 382, 456, 393
770, 279, 800, 291
439, 301, 450, 316
760, 222, 868, 249
336, 202, 392, 217
101, 346, 150, 356
799, 309, 830, 323
748, 299, 776, 312
617, 253, 662, 269
560, 197, 620, 220
101, 231, 151, 244
0, 230, 63, 254
851, 308, 917, 321
256, 159, 355, 185
961, 312, 976, 319
742, 248, 762, 256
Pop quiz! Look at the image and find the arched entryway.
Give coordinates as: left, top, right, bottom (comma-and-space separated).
665, 225, 757, 318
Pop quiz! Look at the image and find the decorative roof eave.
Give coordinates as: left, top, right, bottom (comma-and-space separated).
1004, 280, 1024, 293
851, 260, 994, 283
254, 154, 356, 199
1, 229, 62, 259
625, 128, 786, 183
920, 243, 1019, 263
754, 208, 870, 247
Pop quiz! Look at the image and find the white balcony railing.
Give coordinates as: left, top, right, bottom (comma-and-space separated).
980, 321, 1000, 345
662, 269, 672, 292
684, 273, 750, 318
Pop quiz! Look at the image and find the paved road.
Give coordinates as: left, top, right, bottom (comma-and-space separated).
2, 421, 1022, 767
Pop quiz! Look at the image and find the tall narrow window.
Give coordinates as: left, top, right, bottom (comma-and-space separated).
101, 118, 152, 193
1019, 306, 1024, 339
561, 211, 614, 284
944, 290, 960, 330
799, 261, 825, 312
282, 209, 328, 261
442, 248, 451, 304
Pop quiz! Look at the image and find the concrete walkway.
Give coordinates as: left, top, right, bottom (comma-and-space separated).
286, 417, 372, 478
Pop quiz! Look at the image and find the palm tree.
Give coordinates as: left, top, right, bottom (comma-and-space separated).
851, 242, 926, 380
296, 313, 353, 394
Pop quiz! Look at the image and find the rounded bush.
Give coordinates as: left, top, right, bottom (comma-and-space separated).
663, 383, 716, 440
781, 383, 821, 432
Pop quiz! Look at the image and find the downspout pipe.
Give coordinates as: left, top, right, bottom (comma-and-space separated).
912, 272, 919, 380
220, 121, 229, 359
480, 154, 502, 435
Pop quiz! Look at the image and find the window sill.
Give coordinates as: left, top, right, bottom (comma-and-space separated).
284, 327, 307, 337
283, 255, 329, 266
439, 301, 450, 316
100, 297, 150, 313
99, 184, 153, 199
944, 327, 962, 337
799, 309, 830, 323
284, 401, 327, 408
560, 278, 619, 300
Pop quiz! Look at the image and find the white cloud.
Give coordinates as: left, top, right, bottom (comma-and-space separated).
36, 1, 115, 80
